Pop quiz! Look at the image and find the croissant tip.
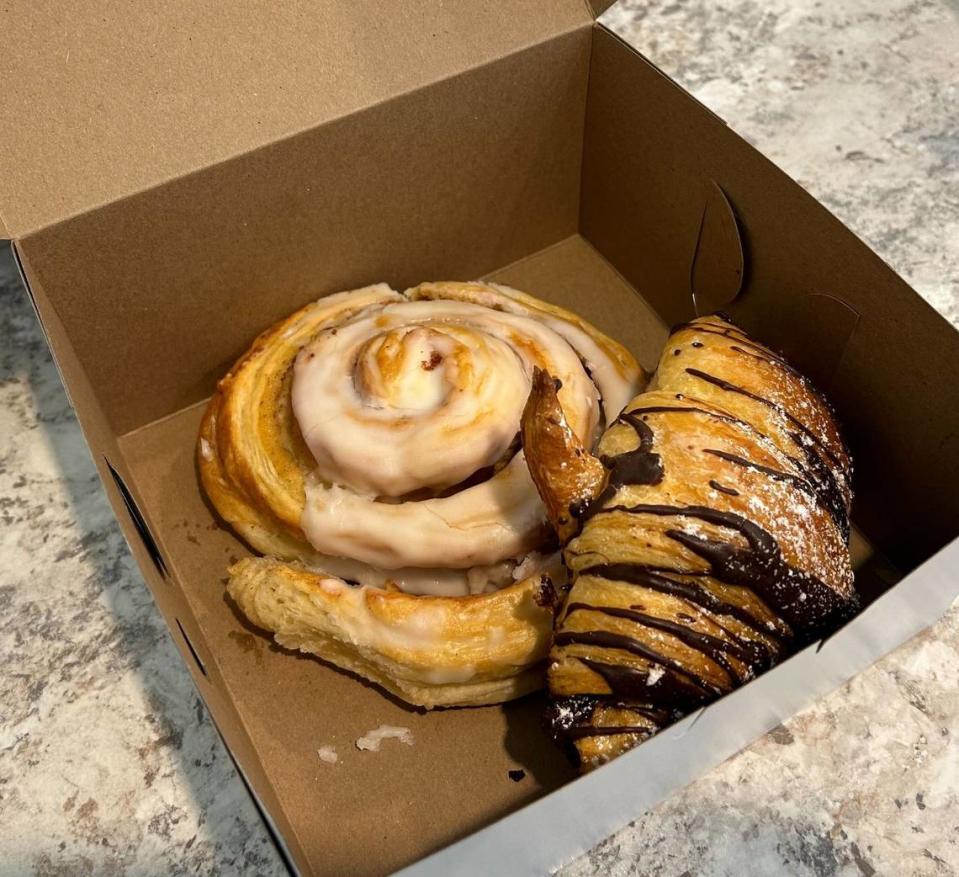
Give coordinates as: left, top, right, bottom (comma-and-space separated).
529, 366, 562, 396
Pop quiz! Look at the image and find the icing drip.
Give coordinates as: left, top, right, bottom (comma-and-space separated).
292, 282, 640, 592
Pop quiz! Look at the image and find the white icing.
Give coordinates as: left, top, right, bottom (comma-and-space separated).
486, 627, 506, 648
304, 552, 512, 597
307, 585, 445, 655
303, 550, 554, 598
420, 664, 477, 684
318, 578, 343, 596
300, 456, 543, 570
316, 746, 338, 764
512, 550, 548, 582
355, 725, 414, 751
466, 563, 509, 595
290, 283, 640, 591
292, 299, 598, 498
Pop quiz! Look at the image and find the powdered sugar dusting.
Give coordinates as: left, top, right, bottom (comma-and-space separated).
552, 315, 856, 755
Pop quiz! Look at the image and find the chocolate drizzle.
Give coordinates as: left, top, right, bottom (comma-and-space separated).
629, 403, 752, 431
684, 367, 851, 537
684, 367, 850, 477
703, 448, 813, 494
600, 412, 664, 489
672, 321, 795, 374
625, 403, 848, 537
549, 318, 857, 756
547, 694, 673, 746
789, 431, 851, 541
552, 503, 854, 747
575, 563, 783, 656
591, 504, 855, 634
565, 602, 751, 682
553, 629, 722, 696
672, 319, 845, 448
533, 574, 558, 610
577, 658, 712, 708
576, 411, 665, 523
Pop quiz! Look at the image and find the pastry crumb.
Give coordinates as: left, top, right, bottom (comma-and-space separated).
317, 746, 338, 764
355, 725, 414, 752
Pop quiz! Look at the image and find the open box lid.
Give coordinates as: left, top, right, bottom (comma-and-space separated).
0, 0, 607, 240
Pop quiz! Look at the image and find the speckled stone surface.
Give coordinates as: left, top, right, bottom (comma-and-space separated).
0, 263, 282, 871
0, 1, 957, 875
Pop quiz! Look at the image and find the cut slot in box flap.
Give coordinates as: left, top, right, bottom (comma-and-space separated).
690, 182, 745, 317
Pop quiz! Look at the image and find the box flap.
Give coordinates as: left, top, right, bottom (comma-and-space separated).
587, 0, 618, 15
580, 24, 959, 569
0, 0, 591, 238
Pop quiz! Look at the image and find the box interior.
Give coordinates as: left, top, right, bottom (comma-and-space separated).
12, 21, 959, 877
117, 235, 651, 875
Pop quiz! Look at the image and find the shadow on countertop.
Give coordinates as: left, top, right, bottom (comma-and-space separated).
0, 240, 287, 875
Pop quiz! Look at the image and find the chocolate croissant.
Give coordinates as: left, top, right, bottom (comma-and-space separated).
522, 314, 857, 769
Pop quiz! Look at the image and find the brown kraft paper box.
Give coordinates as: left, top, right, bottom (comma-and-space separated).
3, 2, 958, 875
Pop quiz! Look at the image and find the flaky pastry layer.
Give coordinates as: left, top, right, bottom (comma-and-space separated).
199, 281, 642, 707
523, 315, 857, 768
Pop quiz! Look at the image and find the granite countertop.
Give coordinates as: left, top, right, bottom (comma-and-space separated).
1, 0, 957, 874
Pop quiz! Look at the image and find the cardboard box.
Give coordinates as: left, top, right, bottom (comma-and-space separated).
4, 3, 959, 874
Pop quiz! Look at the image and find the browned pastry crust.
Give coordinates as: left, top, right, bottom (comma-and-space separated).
521, 368, 607, 545
227, 557, 557, 707
198, 282, 642, 708
522, 314, 857, 769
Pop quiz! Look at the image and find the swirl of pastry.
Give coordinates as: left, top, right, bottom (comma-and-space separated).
293, 294, 621, 570
198, 280, 641, 707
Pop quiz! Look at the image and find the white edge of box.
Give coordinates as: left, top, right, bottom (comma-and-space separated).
391, 536, 959, 877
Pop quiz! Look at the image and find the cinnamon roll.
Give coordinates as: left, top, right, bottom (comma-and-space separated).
521, 314, 857, 769
199, 281, 641, 707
